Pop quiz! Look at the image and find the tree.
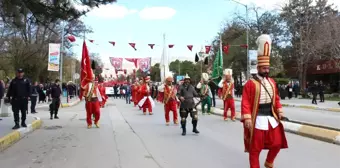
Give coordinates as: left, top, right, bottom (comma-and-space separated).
0, 3, 91, 82
221, 7, 286, 79
280, 0, 339, 89
0, 0, 117, 28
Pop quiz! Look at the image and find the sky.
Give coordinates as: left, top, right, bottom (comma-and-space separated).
69, 0, 340, 75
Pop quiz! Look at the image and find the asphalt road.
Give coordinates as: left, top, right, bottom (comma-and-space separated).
213, 98, 340, 129
0, 98, 339, 168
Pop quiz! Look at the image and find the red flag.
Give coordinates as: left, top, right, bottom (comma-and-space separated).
205, 45, 211, 54
67, 36, 76, 42
129, 43, 137, 51
89, 40, 94, 43
124, 69, 127, 74
223, 45, 230, 54
187, 45, 193, 51
168, 44, 174, 48
148, 44, 155, 49
109, 41, 115, 46
79, 41, 93, 100
240, 44, 248, 48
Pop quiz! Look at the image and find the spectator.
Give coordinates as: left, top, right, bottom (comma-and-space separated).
30, 81, 39, 113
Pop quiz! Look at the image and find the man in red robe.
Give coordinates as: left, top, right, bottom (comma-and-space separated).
132, 79, 139, 107
158, 73, 178, 125
83, 73, 102, 129
218, 69, 236, 121
98, 79, 107, 108
241, 34, 288, 168
138, 76, 154, 115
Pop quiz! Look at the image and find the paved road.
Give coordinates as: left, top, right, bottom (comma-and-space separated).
0, 99, 339, 168
213, 98, 340, 129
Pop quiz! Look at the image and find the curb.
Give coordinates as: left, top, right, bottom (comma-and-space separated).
0, 117, 42, 152
197, 106, 340, 145
61, 99, 81, 108
234, 99, 340, 112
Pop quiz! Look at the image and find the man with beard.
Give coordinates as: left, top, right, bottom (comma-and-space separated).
241, 34, 288, 168
218, 69, 236, 121
178, 74, 199, 136
138, 76, 155, 115
158, 72, 178, 125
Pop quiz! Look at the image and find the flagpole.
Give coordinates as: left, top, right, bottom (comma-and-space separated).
163, 33, 166, 80
219, 34, 223, 76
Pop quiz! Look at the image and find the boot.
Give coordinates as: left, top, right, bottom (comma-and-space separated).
50, 112, 53, 120
54, 111, 59, 119
21, 121, 27, 127
192, 120, 200, 134
12, 122, 20, 129
181, 120, 186, 136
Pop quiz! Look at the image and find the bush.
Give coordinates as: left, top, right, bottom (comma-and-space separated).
274, 78, 290, 85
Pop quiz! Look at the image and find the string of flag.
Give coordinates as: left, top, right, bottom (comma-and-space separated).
67, 35, 248, 54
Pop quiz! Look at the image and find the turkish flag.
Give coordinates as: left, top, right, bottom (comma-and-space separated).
129, 43, 137, 51
79, 41, 93, 100
89, 40, 94, 43
187, 45, 193, 51
168, 44, 174, 48
67, 36, 76, 42
205, 45, 211, 54
148, 44, 155, 49
109, 41, 115, 46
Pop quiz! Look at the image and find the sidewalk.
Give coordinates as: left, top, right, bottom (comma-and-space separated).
234, 97, 340, 112
196, 106, 340, 145
0, 98, 81, 151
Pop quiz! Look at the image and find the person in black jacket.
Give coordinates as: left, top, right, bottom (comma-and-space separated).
49, 79, 62, 119
6, 68, 31, 129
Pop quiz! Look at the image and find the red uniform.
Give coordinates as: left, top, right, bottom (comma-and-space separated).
221, 81, 235, 120
241, 78, 288, 168
138, 83, 153, 114
132, 84, 139, 106
98, 83, 108, 107
162, 85, 178, 124
83, 82, 102, 127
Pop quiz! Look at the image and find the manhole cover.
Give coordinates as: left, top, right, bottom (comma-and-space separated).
44, 126, 62, 130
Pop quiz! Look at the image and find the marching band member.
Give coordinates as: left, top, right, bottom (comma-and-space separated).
218, 69, 236, 121
241, 34, 288, 168
83, 72, 102, 129
178, 74, 200, 136
196, 73, 212, 114
138, 76, 155, 115
158, 72, 178, 125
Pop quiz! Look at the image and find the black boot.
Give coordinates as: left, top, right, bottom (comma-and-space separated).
192, 120, 200, 134
21, 121, 27, 128
12, 122, 20, 129
50, 112, 53, 120
54, 110, 59, 119
181, 120, 186, 136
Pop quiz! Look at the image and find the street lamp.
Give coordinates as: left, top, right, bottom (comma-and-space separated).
228, 0, 249, 79
198, 46, 208, 74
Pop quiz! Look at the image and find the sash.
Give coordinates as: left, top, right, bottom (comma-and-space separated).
86, 82, 95, 101
201, 84, 208, 95
222, 82, 233, 100
164, 85, 174, 104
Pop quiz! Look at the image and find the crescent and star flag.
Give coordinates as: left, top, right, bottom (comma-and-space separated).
168, 44, 174, 48
79, 40, 93, 100
109, 41, 115, 46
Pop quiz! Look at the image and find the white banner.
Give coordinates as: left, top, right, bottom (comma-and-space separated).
48, 43, 61, 71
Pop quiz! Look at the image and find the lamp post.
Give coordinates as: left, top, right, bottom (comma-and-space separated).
198, 46, 206, 75
228, 0, 249, 79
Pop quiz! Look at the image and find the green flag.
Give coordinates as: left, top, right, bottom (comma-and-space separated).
212, 49, 223, 84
